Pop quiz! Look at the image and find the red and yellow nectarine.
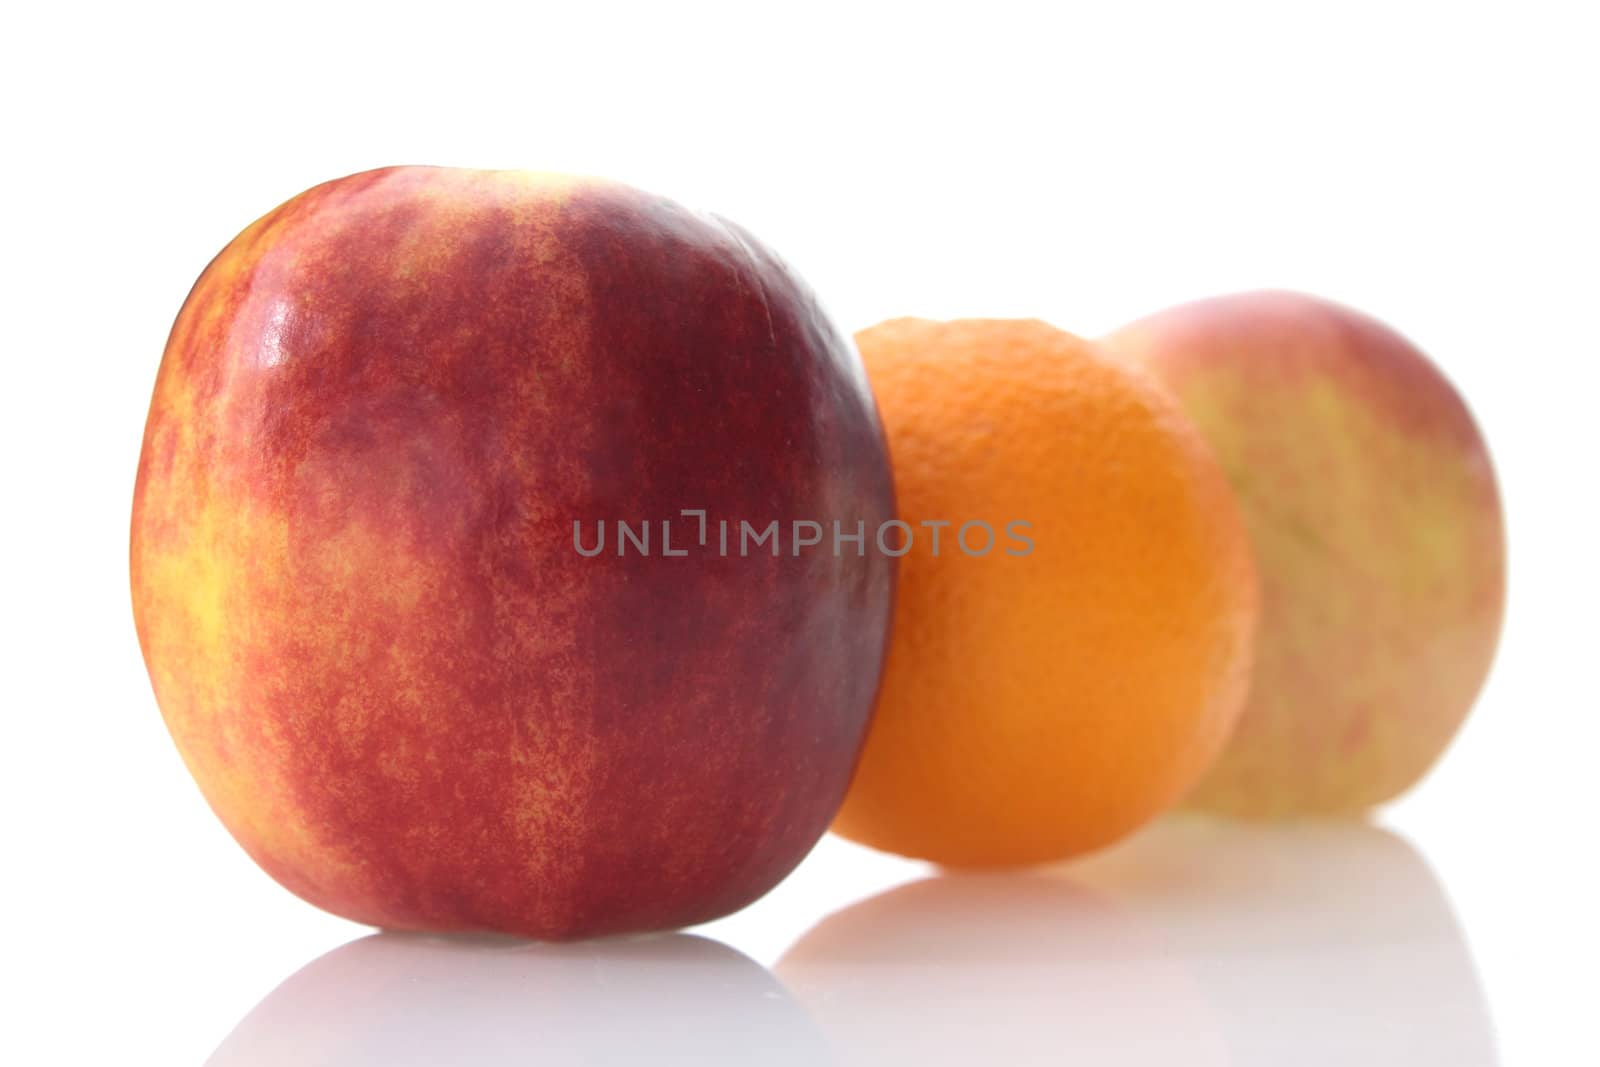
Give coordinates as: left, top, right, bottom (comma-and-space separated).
131, 167, 896, 938
1106, 292, 1505, 816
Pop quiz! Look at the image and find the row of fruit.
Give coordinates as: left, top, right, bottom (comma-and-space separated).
131, 168, 1503, 940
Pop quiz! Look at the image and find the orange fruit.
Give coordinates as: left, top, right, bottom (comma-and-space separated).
834, 318, 1259, 866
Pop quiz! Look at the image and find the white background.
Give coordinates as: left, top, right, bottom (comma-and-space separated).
5, 2, 1597, 1064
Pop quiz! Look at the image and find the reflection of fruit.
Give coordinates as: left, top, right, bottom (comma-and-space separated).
209, 932, 827, 1066
832, 319, 1258, 866
130, 167, 896, 939
778, 874, 1225, 1066
780, 821, 1495, 1067
1074, 818, 1497, 1066
1106, 292, 1505, 815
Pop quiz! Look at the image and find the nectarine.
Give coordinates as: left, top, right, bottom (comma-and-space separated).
1106, 292, 1504, 816
131, 167, 896, 938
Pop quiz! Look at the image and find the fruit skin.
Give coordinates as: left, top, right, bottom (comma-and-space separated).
130, 167, 896, 939
832, 319, 1258, 867
1105, 291, 1505, 816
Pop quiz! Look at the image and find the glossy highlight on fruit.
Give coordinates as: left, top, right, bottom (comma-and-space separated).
131, 167, 896, 939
